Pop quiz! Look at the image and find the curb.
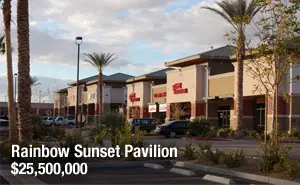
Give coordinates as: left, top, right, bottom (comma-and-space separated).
0, 170, 46, 185
203, 174, 235, 185
182, 137, 231, 141
144, 163, 164, 170
88, 160, 171, 168
169, 167, 196, 176
172, 161, 300, 185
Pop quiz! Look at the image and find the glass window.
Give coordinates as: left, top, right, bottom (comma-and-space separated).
172, 122, 183, 128
151, 119, 159, 124
141, 119, 150, 125
135, 119, 141, 125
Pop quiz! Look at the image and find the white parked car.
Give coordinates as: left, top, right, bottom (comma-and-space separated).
0, 119, 9, 132
55, 117, 76, 125
44, 117, 55, 126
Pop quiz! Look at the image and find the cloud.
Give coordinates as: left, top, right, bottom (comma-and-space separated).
2, 0, 276, 76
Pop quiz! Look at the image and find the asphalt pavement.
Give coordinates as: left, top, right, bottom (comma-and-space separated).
102, 136, 300, 159
36, 164, 270, 185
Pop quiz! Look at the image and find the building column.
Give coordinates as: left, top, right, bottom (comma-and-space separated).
140, 107, 150, 118
95, 103, 99, 115
190, 102, 205, 121
165, 103, 171, 122
204, 67, 211, 119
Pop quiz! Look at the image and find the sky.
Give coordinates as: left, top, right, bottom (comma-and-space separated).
0, 0, 236, 80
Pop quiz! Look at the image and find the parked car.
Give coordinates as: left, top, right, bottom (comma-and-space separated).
0, 116, 8, 120
54, 117, 76, 125
41, 116, 48, 124
0, 119, 9, 132
155, 120, 190, 138
128, 118, 161, 132
44, 117, 55, 126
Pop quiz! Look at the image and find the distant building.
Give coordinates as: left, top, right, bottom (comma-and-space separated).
53, 72, 133, 123
0, 102, 54, 116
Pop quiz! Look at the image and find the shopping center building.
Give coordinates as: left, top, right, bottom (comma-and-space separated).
125, 45, 300, 132
53, 73, 133, 122
126, 68, 173, 123
167, 45, 300, 131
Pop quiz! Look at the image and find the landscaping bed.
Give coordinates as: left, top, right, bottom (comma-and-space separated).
178, 140, 300, 182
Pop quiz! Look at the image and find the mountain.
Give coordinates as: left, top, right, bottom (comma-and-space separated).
0, 76, 72, 103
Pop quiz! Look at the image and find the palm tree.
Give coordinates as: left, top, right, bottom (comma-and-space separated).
2, 0, 18, 144
17, 0, 31, 141
30, 76, 41, 87
84, 52, 117, 117
202, 0, 261, 135
0, 34, 5, 54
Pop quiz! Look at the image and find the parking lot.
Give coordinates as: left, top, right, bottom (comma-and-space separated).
36, 164, 269, 184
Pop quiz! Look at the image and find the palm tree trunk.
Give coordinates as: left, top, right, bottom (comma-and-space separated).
3, 0, 18, 144
99, 72, 103, 116
97, 73, 101, 116
236, 27, 245, 134
17, 0, 31, 141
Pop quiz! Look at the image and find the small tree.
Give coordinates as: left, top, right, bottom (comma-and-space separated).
242, 0, 300, 142
171, 103, 186, 120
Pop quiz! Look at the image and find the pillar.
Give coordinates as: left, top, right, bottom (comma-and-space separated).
165, 104, 171, 122
95, 103, 99, 115
190, 102, 205, 120
140, 107, 150, 118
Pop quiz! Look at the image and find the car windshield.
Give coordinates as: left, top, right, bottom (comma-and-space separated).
160, 121, 175, 126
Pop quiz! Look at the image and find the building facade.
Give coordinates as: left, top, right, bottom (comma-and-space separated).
126, 68, 173, 122
0, 102, 53, 116
124, 45, 300, 132
54, 73, 133, 123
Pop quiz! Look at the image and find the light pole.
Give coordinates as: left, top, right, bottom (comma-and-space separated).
75, 37, 82, 128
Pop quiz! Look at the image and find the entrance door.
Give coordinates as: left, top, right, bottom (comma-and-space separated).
255, 104, 265, 133
218, 106, 230, 128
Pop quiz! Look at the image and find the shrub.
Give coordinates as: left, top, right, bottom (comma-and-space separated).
217, 129, 229, 138
258, 133, 291, 172
206, 149, 224, 165
289, 128, 299, 137
273, 158, 300, 179
88, 124, 108, 146
223, 149, 247, 168
187, 116, 214, 137
101, 111, 126, 147
206, 130, 217, 138
195, 143, 212, 162
181, 142, 196, 160
32, 122, 65, 140
229, 130, 235, 137
113, 123, 145, 161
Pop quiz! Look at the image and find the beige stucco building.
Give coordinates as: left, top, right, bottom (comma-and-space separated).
124, 45, 300, 132
126, 68, 173, 122
54, 73, 133, 122
163, 45, 300, 132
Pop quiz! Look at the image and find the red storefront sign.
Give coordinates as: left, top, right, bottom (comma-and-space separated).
172, 83, 188, 94
154, 92, 167, 98
129, 93, 140, 102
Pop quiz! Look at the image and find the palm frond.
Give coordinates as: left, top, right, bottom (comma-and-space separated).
202, 6, 237, 30
201, 0, 261, 29
30, 76, 41, 87
84, 52, 117, 73
0, 34, 5, 54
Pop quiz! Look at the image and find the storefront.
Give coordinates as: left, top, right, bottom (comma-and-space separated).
148, 84, 167, 123
126, 68, 173, 119
165, 65, 206, 122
